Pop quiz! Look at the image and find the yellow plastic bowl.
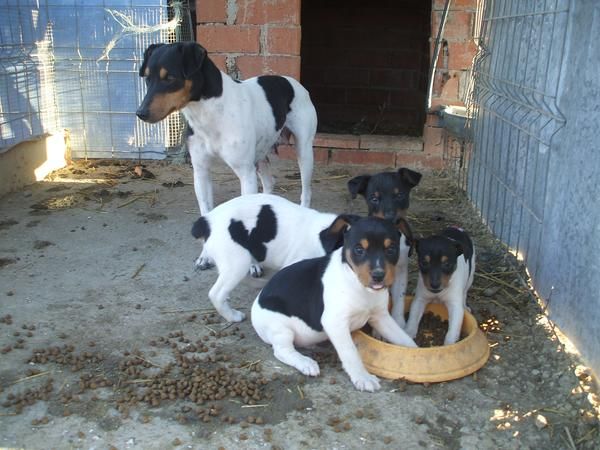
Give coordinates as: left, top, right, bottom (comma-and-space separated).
353, 297, 490, 383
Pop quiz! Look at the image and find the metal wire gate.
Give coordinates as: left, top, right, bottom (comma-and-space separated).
0, 0, 193, 159
467, 0, 569, 281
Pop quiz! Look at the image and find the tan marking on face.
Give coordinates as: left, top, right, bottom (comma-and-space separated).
159, 67, 168, 79
345, 248, 372, 288
441, 255, 448, 263
397, 208, 407, 219
384, 238, 392, 248
146, 80, 193, 122
359, 239, 369, 250
394, 188, 399, 194
383, 260, 396, 287
441, 272, 451, 290
424, 255, 431, 263
144, 67, 150, 77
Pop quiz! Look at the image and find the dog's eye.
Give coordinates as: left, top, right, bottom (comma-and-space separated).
442, 261, 453, 271
420, 260, 430, 270
395, 192, 405, 200
353, 245, 365, 256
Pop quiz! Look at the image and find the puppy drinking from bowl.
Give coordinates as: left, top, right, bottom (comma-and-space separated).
251, 216, 417, 392
405, 226, 475, 345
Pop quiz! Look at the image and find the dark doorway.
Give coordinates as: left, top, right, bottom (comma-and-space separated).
301, 0, 431, 136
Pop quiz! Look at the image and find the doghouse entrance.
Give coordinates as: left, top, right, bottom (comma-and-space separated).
301, 0, 431, 136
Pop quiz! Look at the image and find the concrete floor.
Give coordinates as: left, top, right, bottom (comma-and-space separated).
0, 158, 598, 449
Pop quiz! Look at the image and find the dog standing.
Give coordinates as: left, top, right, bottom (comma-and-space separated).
191, 193, 356, 322
251, 216, 417, 392
348, 168, 422, 326
136, 42, 317, 214
405, 226, 475, 345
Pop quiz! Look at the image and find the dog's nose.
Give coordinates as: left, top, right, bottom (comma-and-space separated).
371, 269, 385, 283
430, 280, 441, 290
136, 109, 149, 121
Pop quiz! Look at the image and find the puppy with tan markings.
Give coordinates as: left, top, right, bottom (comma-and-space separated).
251, 216, 417, 392
405, 226, 475, 345
348, 168, 421, 327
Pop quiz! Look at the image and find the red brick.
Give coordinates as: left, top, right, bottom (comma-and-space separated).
236, 0, 300, 25
432, 10, 473, 41
423, 125, 444, 156
196, 0, 227, 23
359, 135, 422, 152
314, 133, 359, 150
207, 53, 227, 71
439, 72, 461, 102
236, 55, 300, 79
433, 0, 477, 10
197, 25, 260, 53
276, 145, 329, 164
447, 40, 477, 70
266, 26, 301, 55
330, 150, 395, 167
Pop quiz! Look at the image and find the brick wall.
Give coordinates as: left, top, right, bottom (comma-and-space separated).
196, 0, 301, 79
194, 0, 478, 169
301, 0, 431, 137
424, 0, 477, 156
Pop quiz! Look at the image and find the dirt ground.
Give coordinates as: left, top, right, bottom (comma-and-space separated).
0, 157, 598, 450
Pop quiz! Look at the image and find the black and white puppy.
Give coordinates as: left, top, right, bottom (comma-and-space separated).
191, 193, 355, 323
137, 42, 317, 214
405, 226, 476, 345
251, 216, 417, 392
347, 168, 422, 327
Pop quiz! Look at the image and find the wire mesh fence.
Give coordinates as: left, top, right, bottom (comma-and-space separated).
0, 0, 193, 159
466, 0, 569, 280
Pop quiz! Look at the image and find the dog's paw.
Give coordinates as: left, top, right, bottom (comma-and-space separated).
351, 372, 380, 392
249, 264, 264, 278
293, 356, 320, 377
194, 255, 215, 271
223, 309, 246, 323
443, 335, 459, 346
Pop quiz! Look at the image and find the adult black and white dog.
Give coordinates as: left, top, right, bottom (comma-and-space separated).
191, 193, 357, 323
251, 216, 417, 392
405, 226, 475, 345
136, 42, 317, 214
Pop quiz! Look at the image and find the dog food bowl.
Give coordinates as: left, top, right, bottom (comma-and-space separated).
353, 297, 490, 383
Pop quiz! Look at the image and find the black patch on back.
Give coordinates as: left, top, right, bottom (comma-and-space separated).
191, 217, 210, 240
258, 255, 330, 332
257, 75, 294, 131
442, 227, 474, 274
228, 205, 277, 262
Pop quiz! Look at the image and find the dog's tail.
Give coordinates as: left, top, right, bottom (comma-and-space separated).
191, 217, 211, 240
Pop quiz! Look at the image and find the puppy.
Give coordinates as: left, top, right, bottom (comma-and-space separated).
191, 193, 356, 323
405, 226, 476, 345
251, 216, 417, 392
347, 168, 422, 326
136, 42, 317, 214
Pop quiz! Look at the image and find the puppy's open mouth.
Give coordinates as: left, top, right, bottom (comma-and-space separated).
369, 282, 386, 291
428, 287, 443, 293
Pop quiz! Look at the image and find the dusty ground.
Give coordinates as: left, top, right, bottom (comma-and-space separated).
0, 158, 598, 450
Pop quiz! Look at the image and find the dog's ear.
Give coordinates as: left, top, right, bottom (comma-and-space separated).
397, 168, 422, 188
139, 43, 164, 77
180, 42, 207, 79
454, 241, 464, 257
319, 214, 361, 253
347, 175, 371, 199
396, 218, 415, 256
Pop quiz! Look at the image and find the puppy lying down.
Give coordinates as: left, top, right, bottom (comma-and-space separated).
251, 216, 417, 392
